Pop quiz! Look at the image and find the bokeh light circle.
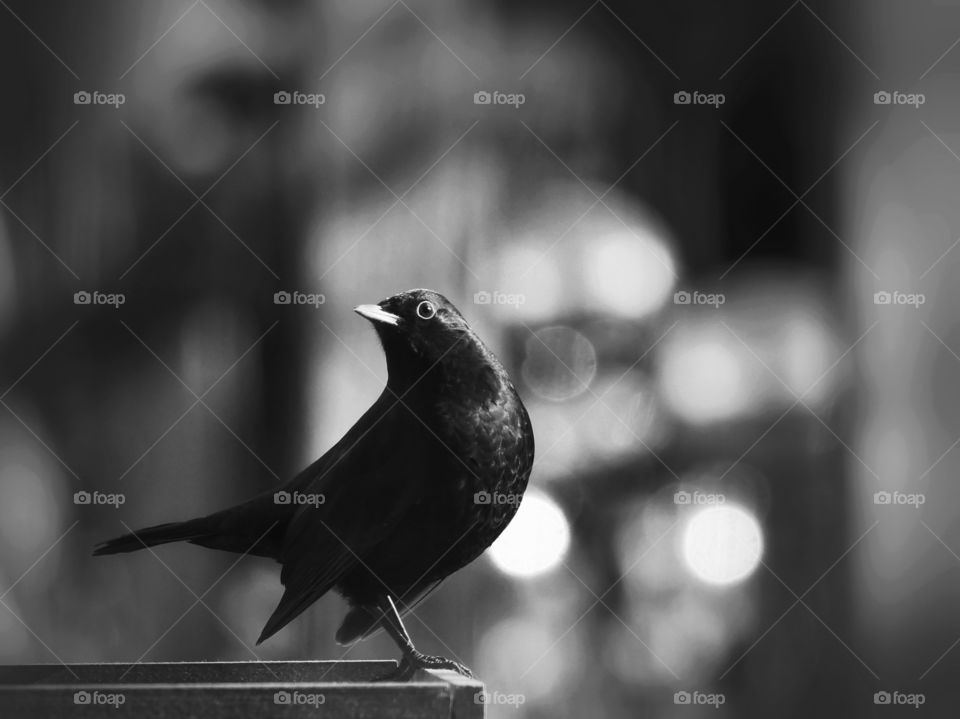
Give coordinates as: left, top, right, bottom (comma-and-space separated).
681, 504, 763, 586
489, 489, 570, 578
659, 329, 757, 423
585, 230, 676, 319
521, 327, 597, 402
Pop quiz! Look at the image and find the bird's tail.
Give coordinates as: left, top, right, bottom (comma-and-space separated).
93, 519, 208, 556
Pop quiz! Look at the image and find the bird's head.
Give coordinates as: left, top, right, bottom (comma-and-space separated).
355, 289, 500, 392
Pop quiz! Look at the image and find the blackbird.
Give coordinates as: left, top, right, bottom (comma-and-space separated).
94, 289, 535, 680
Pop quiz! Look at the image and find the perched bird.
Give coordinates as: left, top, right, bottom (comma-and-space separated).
94, 289, 534, 680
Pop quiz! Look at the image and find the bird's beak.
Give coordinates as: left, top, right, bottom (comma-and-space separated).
354, 304, 401, 326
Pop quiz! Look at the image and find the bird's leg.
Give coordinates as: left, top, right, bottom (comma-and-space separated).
373, 595, 473, 681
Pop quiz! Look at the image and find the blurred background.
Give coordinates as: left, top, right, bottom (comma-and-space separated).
0, 0, 957, 716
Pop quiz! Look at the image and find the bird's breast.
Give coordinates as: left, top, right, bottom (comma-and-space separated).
417, 390, 532, 526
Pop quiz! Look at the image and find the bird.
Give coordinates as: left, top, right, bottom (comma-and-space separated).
94, 289, 535, 680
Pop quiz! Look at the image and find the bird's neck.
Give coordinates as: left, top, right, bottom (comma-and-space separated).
386, 351, 503, 406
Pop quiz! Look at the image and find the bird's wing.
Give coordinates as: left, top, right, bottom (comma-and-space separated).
257, 392, 424, 643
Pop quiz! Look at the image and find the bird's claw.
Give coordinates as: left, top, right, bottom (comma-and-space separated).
375, 652, 474, 682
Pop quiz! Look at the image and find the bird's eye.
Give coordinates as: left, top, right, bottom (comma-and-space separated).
416, 301, 436, 320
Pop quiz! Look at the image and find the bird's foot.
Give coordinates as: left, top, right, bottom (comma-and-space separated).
410, 652, 474, 677
376, 652, 474, 682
